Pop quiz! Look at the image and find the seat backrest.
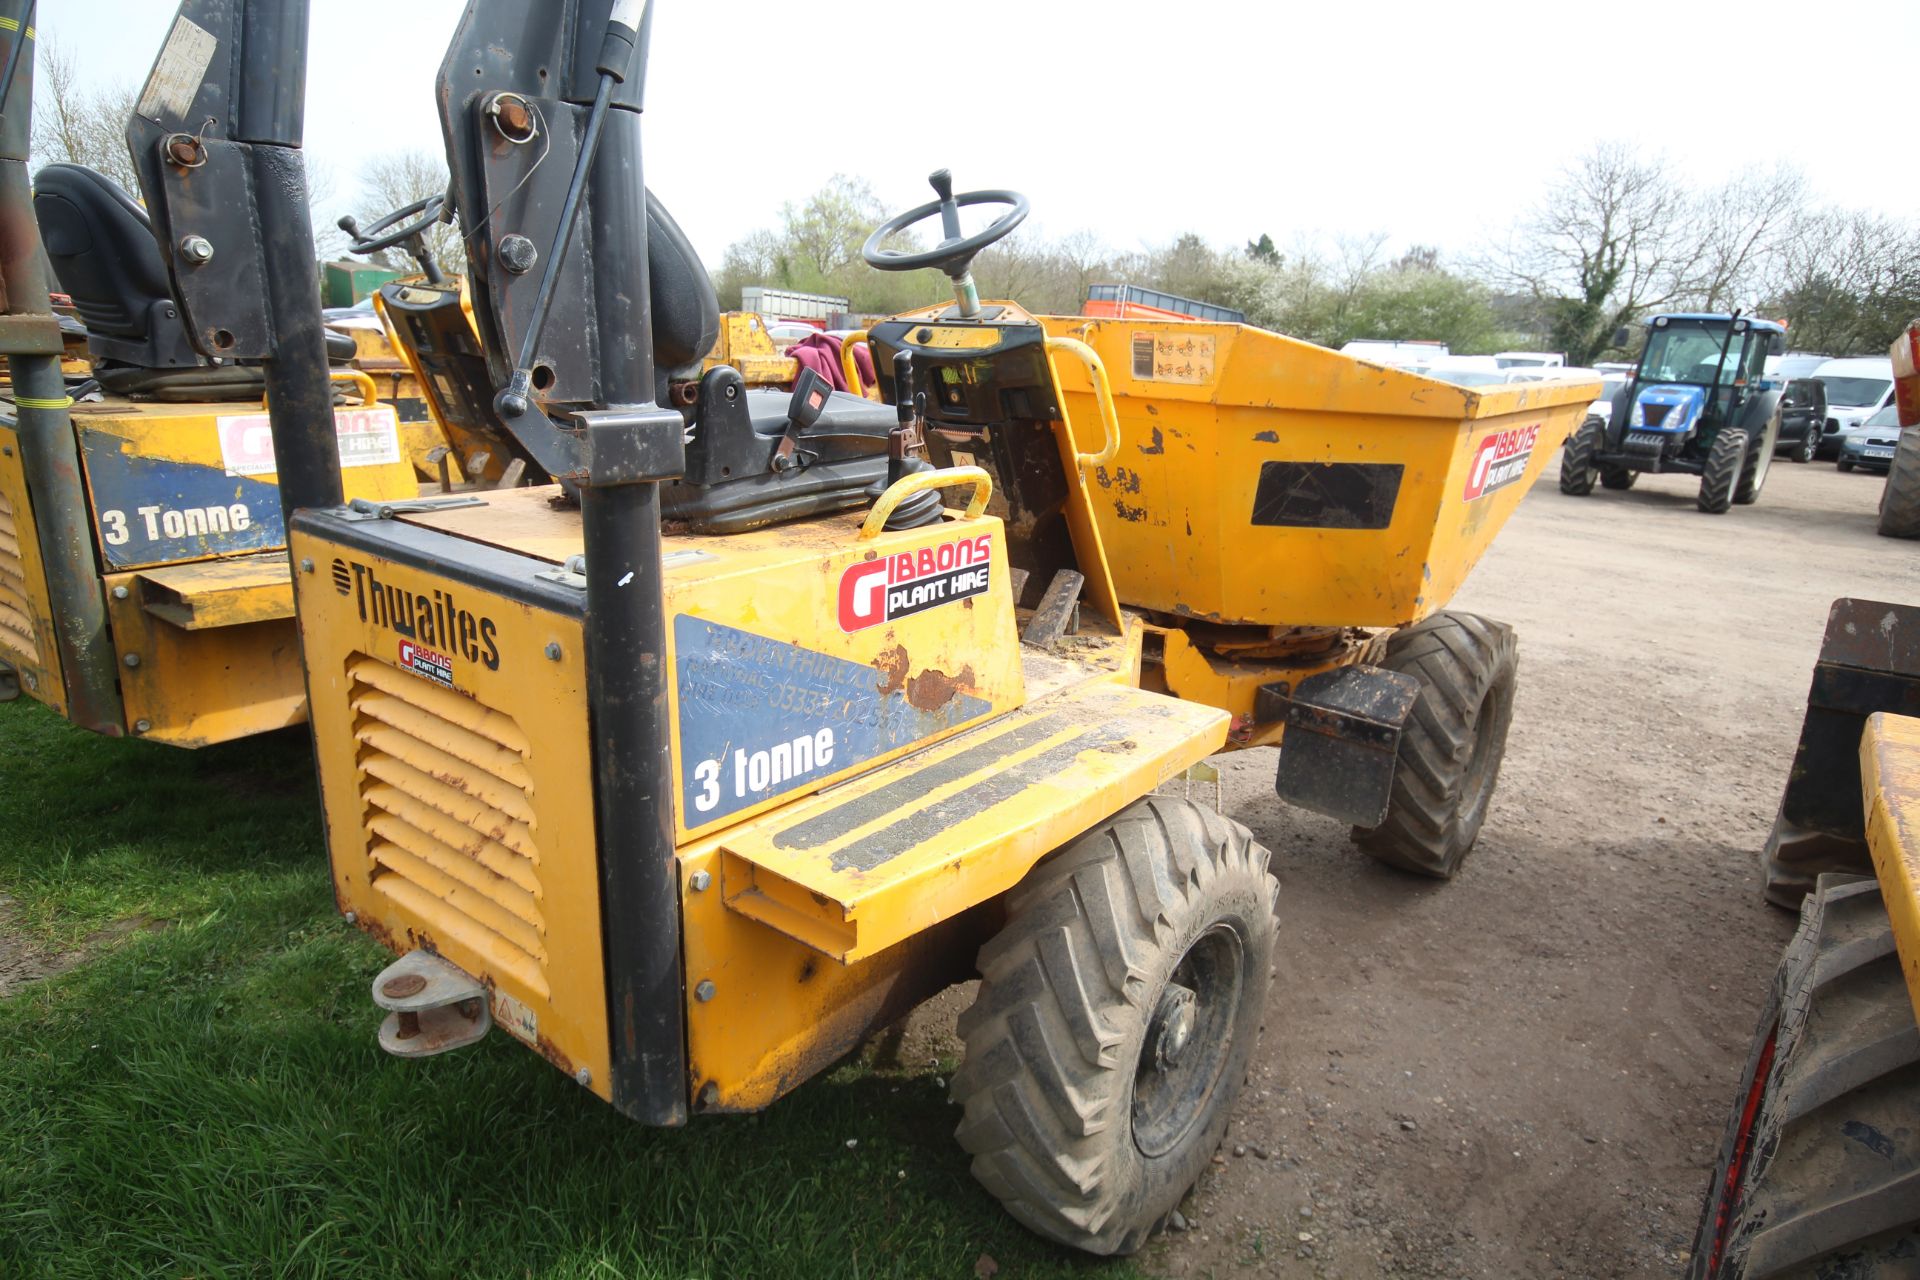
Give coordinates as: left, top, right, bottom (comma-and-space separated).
648, 190, 720, 383
33, 163, 201, 370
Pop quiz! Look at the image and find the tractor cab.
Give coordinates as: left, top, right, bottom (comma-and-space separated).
1613, 313, 1784, 456
1562, 312, 1787, 514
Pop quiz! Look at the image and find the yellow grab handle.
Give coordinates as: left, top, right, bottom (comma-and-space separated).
262, 368, 382, 410
859, 465, 993, 540
1044, 335, 1121, 470
839, 329, 877, 400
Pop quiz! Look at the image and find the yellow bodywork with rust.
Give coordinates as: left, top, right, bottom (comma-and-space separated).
1862, 711, 1920, 1026
7, 394, 417, 743
296, 481, 1228, 1112
1040, 316, 1599, 630
704, 311, 800, 387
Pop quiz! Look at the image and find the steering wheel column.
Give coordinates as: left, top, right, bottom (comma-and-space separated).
861, 170, 1028, 319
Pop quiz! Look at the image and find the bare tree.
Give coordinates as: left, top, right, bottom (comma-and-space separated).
29, 39, 140, 194
1479, 142, 1695, 364
351, 150, 463, 276
1689, 165, 1808, 312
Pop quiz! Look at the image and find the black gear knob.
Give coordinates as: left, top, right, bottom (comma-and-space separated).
928, 169, 953, 201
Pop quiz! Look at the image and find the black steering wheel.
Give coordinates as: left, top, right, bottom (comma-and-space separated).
339, 193, 446, 255
862, 169, 1028, 282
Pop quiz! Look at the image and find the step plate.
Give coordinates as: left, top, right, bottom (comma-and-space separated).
719, 682, 1228, 962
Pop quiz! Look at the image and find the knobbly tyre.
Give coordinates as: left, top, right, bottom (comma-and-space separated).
1690, 599, 1920, 1277
132, 0, 1593, 1252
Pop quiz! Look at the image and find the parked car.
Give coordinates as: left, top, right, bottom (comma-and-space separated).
1774, 377, 1828, 462
1837, 402, 1902, 473
1813, 355, 1896, 457
1494, 350, 1565, 368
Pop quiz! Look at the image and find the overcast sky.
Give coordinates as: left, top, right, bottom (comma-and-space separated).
39, 0, 1920, 272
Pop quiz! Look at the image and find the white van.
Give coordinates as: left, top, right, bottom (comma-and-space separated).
1341, 339, 1449, 367
1494, 351, 1565, 368
1812, 356, 1896, 457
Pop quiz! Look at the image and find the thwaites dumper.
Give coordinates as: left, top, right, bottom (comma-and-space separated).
0, 31, 419, 746
1690, 599, 1920, 1278
131, 0, 1590, 1253
1561, 312, 1786, 514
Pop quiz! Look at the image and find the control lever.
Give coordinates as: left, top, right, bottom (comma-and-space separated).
864, 351, 944, 529
772, 367, 830, 472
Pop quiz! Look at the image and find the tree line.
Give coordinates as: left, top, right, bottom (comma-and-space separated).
26, 38, 1915, 364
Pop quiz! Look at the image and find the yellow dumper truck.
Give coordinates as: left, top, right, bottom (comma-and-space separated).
110, 0, 1595, 1253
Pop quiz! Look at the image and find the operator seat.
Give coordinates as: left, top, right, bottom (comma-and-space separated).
33, 163, 354, 400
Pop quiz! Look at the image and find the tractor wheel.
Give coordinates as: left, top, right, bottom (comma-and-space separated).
1735, 434, 1772, 506
1351, 611, 1517, 879
1559, 416, 1602, 495
1878, 430, 1920, 539
953, 797, 1277, 1256
1699, 428, 1748, 514
1600, 465, 1636, 490
1687, 876, 1920, 1279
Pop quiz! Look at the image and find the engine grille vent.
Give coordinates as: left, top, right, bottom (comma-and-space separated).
347, 654, 547, 998
0, 489, 40, 664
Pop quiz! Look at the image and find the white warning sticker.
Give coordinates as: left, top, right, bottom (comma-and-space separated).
135, 16, 216, 122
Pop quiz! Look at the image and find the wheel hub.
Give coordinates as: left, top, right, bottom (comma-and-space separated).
1150, 984, 1198, 1069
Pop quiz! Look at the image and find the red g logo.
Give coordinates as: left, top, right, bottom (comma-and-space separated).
837, 558, 891, 631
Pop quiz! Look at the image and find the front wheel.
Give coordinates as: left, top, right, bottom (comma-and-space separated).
1352, 611, 1518, 879
1837, 458, 1855, 473
1699, 428, 1747, 513
954, 798, 1277, 1256
1560, 417, 1602, 495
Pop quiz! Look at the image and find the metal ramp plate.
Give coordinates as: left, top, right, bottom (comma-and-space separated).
718, 682, 1228, 963
134, 552, 294, 629
1863, 712, 1920, 1028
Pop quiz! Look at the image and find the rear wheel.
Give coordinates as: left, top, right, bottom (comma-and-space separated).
1351, 611, 1517, 879
1688, 877, 1920, 1278
1735, 434, 1772, 505
1792, 427, 1818, 464
1560, 417, 1602, 495
954, 798, 1277, 1255
1879, 429, 1920, 538
1600, 465, 1637, 490
1699, 428, 1747, 513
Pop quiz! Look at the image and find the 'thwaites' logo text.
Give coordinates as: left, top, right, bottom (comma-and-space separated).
348, 560, 501, 670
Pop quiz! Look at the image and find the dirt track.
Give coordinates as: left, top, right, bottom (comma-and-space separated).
904, 454, 1920, 1277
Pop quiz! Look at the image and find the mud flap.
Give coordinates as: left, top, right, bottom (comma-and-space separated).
1270, 664, 1421, 827
1763, 598, 1920, 906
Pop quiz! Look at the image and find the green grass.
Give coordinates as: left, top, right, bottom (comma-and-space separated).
0, 697, 1136, 1279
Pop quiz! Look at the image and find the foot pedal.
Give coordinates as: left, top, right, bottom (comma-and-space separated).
370, 950, 491, 1058
1021, 568, 1085, 648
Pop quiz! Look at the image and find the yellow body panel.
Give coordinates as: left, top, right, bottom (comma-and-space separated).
403, 487, 1028, 844
1038, 316, 1598, 628
1152, 624, 1388, 747
290, 537, 614, 1099
337, 321, 438, 479
132, 553, 294, 630
716, 678, 1227, 962
105, 569, 306, 746
0, 419, 65, 710
1862, 711, 1920, 1026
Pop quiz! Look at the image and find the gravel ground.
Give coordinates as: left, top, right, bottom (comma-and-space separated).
904, 453, 1920, 1277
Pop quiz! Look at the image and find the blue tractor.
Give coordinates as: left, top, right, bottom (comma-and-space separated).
1561, 313, 1786, 513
